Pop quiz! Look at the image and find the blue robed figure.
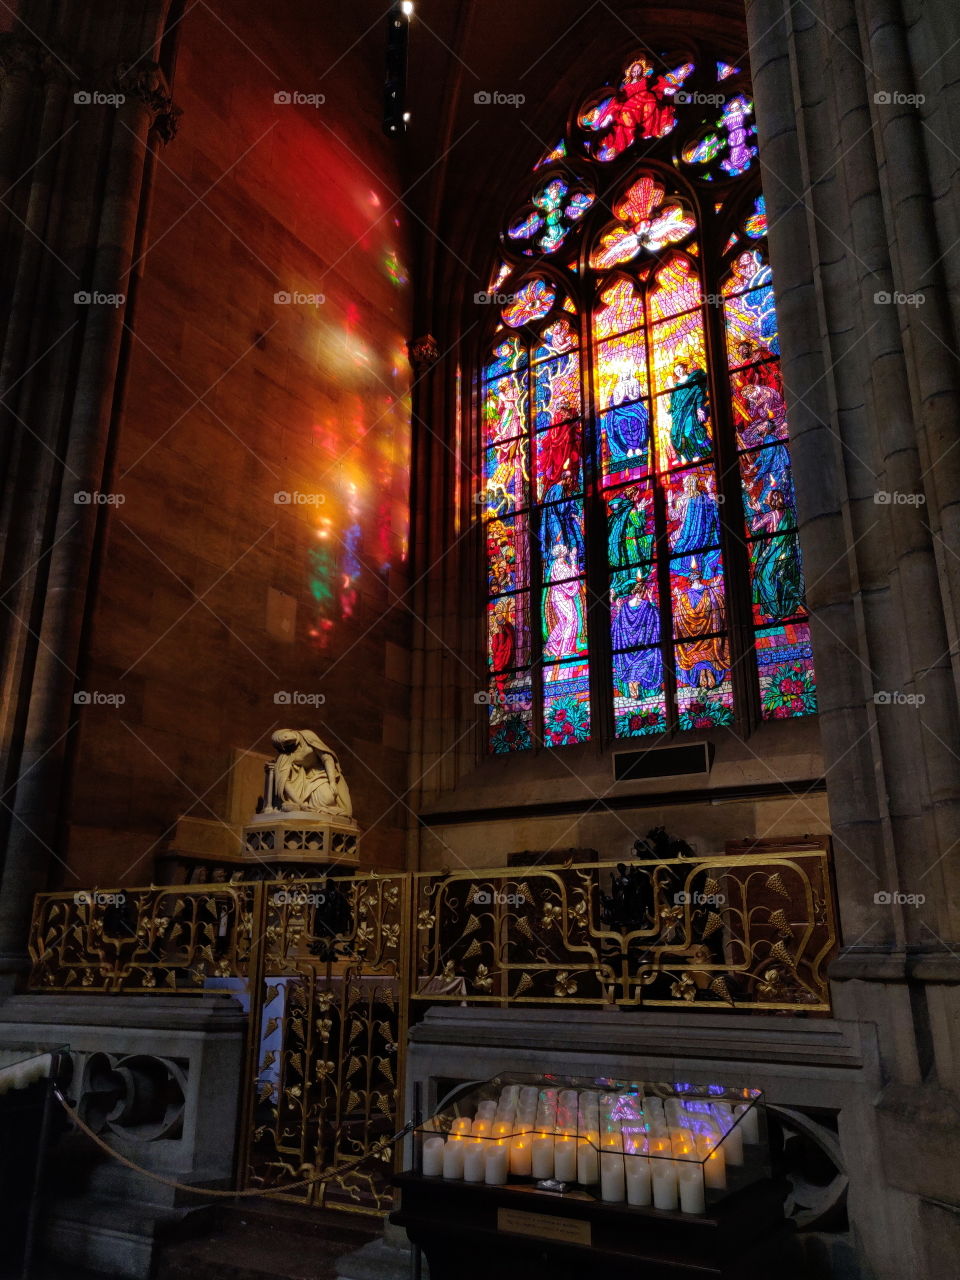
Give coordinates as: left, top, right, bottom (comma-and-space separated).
671, 472, 721, 580
540, 479, 585, 567
612, 575, 662, 694
668, 361, 710, 462
605, 368, 649, 467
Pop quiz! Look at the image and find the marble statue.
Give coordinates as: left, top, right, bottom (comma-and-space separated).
269, 729, 353, 821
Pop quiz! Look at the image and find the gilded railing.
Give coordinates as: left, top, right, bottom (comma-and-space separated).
241, 874, 408, 1213
412, 850, 836, 1012
28, 885, 258, 992
25, 847, 837, 1215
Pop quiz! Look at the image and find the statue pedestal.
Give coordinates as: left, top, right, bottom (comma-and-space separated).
242, 810, 360, 867
156, 813, 360, 884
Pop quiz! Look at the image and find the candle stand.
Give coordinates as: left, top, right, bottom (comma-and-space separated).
392, 1072, 797, 1280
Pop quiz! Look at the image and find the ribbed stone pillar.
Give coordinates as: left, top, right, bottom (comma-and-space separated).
747, 0, 960, 1275
0, 2, 178, 977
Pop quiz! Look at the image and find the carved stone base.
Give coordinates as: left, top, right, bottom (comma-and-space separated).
242, 812, 360, 865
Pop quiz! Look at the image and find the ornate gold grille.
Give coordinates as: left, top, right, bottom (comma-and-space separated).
26, 845, 837, 1213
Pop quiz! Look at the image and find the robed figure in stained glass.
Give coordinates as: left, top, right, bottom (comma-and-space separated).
675, 568, 728, 689
671, 472, 721, 580
595, 61, 676, 156
608, 489, 654, 567
752, 490, 805, 619
612, 575, 662, 697
605, 366, 650, 465
668, 361, 710, 461
544, 545, 585, 660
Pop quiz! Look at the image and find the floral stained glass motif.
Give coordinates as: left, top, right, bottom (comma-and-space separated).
489, 673, 534, 753
503, 279, 557, 327
756, 622, 816, 719
590, 175, 695, 269
543, 660, 591, 745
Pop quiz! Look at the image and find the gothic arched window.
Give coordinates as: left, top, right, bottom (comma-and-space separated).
481, 48, 816, 753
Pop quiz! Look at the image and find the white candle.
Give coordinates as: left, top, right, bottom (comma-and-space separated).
678, 1163, 705, 1214
625, 1158, 652, 1206
554, 1136, 577, 1181
472, 1118, 491, 1138
735, 1102, 760, 1144
652, 1162, 678, 1211
697, 1136, 726, 1191
451, 1116, 472, 1136
484, 1144, 509, 1185
577, 1137, 599, 1185
443, 1139, 465, 1179
509, 1136, 532, 1176
600, 1152, 625, 1202
462, 1142, 485, 1183
477, 1100, 497, 1120
722, 1122, 743, 1166
531, 1134, 555, 1179
422, 1136, 444, 1177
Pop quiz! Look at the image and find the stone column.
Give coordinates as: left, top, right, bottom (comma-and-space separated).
0, 2, 179, 978
746, 0, 960, 1274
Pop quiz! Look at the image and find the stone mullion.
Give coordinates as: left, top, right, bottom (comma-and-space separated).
747, 0, 894, 951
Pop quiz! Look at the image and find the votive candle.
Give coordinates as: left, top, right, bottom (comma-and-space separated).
678, 1163, 706, 1214
422, 1136, 444, 1177
509, 1136, 532, 1176
600, 1152, 625, 1203
484, 1144, 509, 1185
625, 1157, 652, 1206
554, 1136, 578, 1181
531, 1134, 555, 1179
442, 1140, 465, 1179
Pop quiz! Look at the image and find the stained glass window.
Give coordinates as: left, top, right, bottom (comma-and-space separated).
480, 42, 815, 751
